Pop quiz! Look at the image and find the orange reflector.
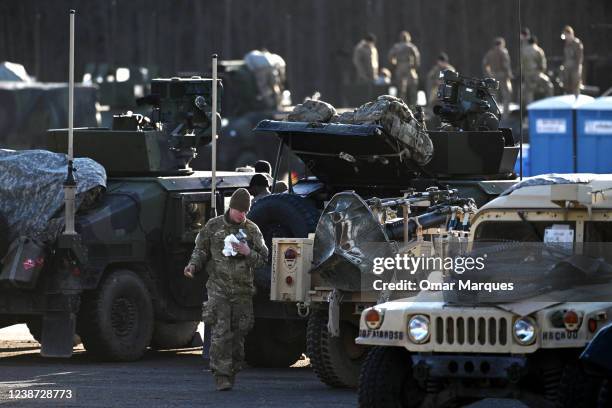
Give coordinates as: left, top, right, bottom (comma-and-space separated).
365, 309, 380, 322
564, 310, 580, 331
588, 318, 598, 333
285, 276, 293, 285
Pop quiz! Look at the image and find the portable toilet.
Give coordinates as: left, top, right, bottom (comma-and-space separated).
576, 97, 612, 173
528, 95, 594, 175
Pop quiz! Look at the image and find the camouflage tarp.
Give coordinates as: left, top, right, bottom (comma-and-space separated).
0, 149, 106, 242
287, 95, 433, 165
0, 82, 97, 150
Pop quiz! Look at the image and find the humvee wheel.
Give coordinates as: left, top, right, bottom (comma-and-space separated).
358, 347, 425, 408
307, 309, 367, 388
151, 321, 199, 350
556, 362, 601, 408
78, 270, 153, 361
245, 318, 306, 367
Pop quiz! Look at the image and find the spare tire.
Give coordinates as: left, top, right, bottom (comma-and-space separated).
247, 193, 320, 291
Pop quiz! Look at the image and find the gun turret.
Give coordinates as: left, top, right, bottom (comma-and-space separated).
433, 70, 501, 131
47, 76, 222, 176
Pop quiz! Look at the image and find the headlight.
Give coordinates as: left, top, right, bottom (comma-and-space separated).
513, 317, 536, 345
364, 308, 384, 330
408, 315, 430, 344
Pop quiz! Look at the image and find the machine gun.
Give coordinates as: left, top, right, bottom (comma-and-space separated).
48, 77, 222, 175
433, 69, 501, 131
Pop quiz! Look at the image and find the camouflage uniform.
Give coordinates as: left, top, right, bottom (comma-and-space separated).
482, 43, 513, 118
388, 36, 421, 106
522, 41, 552, 105
562, 37, 583, 96
353, 40, 379, 83
188, 211, 268, 380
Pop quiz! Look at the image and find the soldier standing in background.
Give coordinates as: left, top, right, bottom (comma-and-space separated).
388, 31, 421, 105
522, 34, 553, 105
352, 33, 379, 83
483, 37, 513, 119
426, 52, 455, 108
184, 188, 268, 391
560, 25, 584, 96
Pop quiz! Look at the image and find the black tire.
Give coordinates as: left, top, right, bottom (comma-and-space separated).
556, 362, 601, 408
0, 212, 9, 261
358, 347, 425, 408
245, 318, 306, 368
247, 194, 320, 291
306, 309, 367, 388
151, 321, 199, 350
78, 269, 153, 361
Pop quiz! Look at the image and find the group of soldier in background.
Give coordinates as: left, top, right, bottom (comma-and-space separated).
352, 25, 584, 117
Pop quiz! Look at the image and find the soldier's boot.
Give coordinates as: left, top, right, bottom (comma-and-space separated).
215, 376, 232, 391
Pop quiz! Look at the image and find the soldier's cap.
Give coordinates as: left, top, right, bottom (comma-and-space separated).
365, 33, 376, 43
437, 52, 449, 62
272, 181, 288, 194
253, 160, 272, 175
229, 188, 252, 213
249, 173, 270, 188
494, 37, 505, 46
400, 31, 411, 42
520, 27, 531, 37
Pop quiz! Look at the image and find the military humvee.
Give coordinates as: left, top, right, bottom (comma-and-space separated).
357, 175, 612, 407
0, 77, 258, 361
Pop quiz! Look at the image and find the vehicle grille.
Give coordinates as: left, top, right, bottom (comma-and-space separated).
434, 316, 510, 347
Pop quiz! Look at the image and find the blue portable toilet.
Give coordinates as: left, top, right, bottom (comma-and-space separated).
528, 95, 593, 175
576, 97, 612, 173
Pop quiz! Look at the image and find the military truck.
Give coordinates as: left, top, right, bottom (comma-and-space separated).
357, 175, 612, 407
0, 77, 259, 361
250, 71, 522, 383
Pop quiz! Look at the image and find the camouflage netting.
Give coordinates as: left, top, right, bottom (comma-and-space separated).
0, 149, 106, 243
288, 95, 433, 165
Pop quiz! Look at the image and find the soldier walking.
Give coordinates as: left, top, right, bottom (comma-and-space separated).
184, 188, 268, 391
483, 37, 513, 119
353, 33, 379, 83
560, 25, 584, 96
388, 31, 421, 106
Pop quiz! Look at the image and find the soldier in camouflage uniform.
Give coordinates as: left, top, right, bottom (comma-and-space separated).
521, 34, 553, 106
388, 31, 421, 106
353, 33, 379, 83
184, 188, 268, 391
482, 37, 513, 119
560, 25, 584, 96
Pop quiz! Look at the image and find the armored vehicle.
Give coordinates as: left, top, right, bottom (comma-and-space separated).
0, 77, 259, 361
357, 175, 612, 407
253, 72, 521, 382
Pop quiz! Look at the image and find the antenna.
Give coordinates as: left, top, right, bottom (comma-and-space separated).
518, 0, 523, 180
210, 54, 218, 218
63, 9, 77, 235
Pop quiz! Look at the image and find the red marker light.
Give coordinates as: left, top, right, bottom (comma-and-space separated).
285, 276, 293, 285
365, 309, 383, 329
563, 310, 580, 331
588, 318, 598, 333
